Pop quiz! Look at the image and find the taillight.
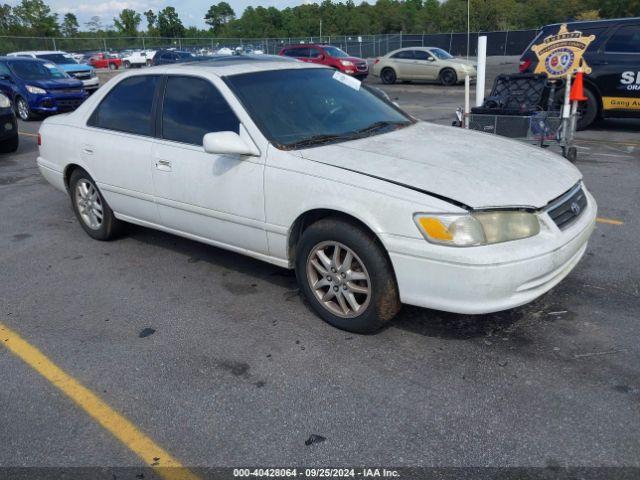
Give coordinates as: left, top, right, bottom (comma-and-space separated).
374, 58, 380, 64
519, 58, 532, 73
37, 133, 41, 146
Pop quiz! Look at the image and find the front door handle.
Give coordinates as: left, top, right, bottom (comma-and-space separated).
82, 145, 94, 155
156, 159, 172, 171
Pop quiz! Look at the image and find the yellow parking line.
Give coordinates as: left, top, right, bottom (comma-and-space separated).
597, 217, 624, 226
0, 322, 199, 480
18, 131, 38, 137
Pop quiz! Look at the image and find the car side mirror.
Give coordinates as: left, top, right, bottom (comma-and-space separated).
318, 54, 325, 60
428, 57, 436, 62
203, 131, 259, 156
0, 74, 12, 82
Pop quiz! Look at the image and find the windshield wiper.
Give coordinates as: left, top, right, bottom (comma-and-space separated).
283, 121, 410, 150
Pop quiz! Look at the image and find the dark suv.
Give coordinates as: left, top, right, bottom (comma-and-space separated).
278, 44, 369, 80
519, 17, 640, 129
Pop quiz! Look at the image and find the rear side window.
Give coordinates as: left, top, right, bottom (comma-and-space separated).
161, 76, 239, 145
391, 50, 414, 59
605, 25, 640, 53
289, 47, 309, 58
309, 48, 322, 58
88, 75, 159, 136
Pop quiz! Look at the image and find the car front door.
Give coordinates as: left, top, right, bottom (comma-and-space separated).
390, 50, 416, 79
151, 75, 267, 254
598, 24, 640, 115
83, 74, 161, 224
413, 50, 439, 80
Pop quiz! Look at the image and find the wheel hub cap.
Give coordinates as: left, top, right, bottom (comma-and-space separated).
306, 241, 371, 318
75, 179, 103, 230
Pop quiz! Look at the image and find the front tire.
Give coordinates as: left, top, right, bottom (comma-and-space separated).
439, 68, 458, 86
108, 62, 117, 70
295, 217, 401, 333
69, 168, 123, 241
381, 68, 397, 85
576, 88, 598, 131
15, 96, 32, 121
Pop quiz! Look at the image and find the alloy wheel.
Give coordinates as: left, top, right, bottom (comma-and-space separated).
75, 179, 103, 230
306, 241, 371, 318
16, 98, 29, 120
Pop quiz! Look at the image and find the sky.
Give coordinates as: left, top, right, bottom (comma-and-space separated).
7, 0, 310, 30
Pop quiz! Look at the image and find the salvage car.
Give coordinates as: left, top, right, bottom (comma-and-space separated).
0, 92, 18, 153
0, 57, 87, 121
520, 17, 640, 129
36, 58, 597, 333
373, 47, 477, 85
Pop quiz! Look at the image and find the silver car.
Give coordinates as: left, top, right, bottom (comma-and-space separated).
372, 47, 477, 86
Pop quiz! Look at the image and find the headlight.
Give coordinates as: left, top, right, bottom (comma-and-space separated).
0, 93, 10, 108
26, 85, 47, 95
414, 211, 540, 247
340, 60, 354, 67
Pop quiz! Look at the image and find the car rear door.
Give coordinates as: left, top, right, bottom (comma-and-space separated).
150, 75, 268, 254
83, 74, 161, 224
597, 23, 640, 115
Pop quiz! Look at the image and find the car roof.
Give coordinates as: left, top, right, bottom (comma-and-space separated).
0, 56, 50, 63
544, 16, 640, 30
8, 51, 68, 55
140, 55, 318, 76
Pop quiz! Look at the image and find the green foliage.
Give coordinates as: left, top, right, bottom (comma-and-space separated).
157, 6, 185, 38
61, 12, 79, 37
204, 2, 236, 33
12, 0, 58, 36
114, 8, 141, 36
144, 10, 157, 35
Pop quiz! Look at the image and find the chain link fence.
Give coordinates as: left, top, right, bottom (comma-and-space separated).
1, 30, 539, 58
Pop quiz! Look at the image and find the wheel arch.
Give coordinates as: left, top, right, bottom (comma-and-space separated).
287, 208, 395, 273
63, 163, 85, 192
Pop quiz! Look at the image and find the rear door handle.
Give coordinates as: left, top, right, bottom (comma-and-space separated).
156, 159, 172, 171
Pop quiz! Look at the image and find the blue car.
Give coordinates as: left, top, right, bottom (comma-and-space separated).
8, 51, 100, 92
0, 57, 87, 121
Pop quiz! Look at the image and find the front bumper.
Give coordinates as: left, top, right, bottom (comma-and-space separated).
30, 91, 88, 114
80, 76, 100, 91
0, 109, 17, 140
383, 188, 597, 314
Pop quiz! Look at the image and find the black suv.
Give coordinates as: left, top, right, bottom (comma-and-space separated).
520, 17, 640, 129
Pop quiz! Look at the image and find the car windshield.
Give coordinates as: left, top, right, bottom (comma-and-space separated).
10, 61, 68, 80
430, 48, 454, 60
323, 46, 349, 58
225, 68, 413, 149
37, 53, 77, 65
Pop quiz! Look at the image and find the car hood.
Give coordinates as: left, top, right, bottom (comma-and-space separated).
297, 122, 581, 209
27, 77, 84, 90
59, 64, 92, 72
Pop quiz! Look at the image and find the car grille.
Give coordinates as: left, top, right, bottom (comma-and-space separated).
56, 98, 85, 110
546, 185, 587, 230
70, 72, 91, 80
53, 89, 84, 95
356, 62, 368, 71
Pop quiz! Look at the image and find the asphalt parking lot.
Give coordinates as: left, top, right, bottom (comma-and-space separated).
1, 59, 639, 475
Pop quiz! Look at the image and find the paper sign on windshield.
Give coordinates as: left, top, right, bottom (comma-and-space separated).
333, 71, 361, 91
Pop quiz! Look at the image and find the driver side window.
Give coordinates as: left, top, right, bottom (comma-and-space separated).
414, 50, 432, 61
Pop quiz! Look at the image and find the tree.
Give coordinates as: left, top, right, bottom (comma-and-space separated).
12, 0, 58, 36
204, 2, 235, 34
144, 9, 157, 34
60, 12, 78, 37
157, 6, 184, 38
0, 4, 19, 33
114, 8, 141, 36
85, 15, 103, 32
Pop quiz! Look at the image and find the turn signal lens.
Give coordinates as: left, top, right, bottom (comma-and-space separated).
414, 211, 540, 247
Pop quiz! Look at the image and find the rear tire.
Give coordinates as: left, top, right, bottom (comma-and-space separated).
381, 68, 397, 85
295, 217, 401, 333
439, 68, 457, 86
0, 134, 18, 153
576, 88, 598, 131
69, 168, 123, 241
108, 63, 117, 70
123, 60, 131, 69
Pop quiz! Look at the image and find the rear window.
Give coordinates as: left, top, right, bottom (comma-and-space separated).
88, 75, 159, 136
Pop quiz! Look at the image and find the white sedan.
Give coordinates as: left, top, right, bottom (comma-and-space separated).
37, 57, 597, 333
